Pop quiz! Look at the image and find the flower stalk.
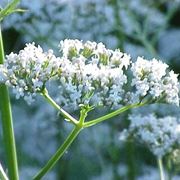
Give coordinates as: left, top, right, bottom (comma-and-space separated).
41, 88, 78, 125
33, 103, 89, 180
33, 125, 82, 180
0, 26, 19, 180
158, 158, 165, 180
83, 102, 146, 128
34, 90, 148, 179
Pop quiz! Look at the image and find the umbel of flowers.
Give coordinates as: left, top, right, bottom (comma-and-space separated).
0, 43, 61, 104
0, 39, 179, 108
119, 114, 180, 157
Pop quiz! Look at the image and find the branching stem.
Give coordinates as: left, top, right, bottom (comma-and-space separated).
41, 88, 78, 125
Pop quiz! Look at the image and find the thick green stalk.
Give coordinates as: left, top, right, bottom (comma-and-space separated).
42, 89, 78, 125
33, 126, 82, 180
84, 102, 146, 128
33, 106, 89, 180
0, 26, 19, 180
158, 158, 165, 180
0, 163, 8, 180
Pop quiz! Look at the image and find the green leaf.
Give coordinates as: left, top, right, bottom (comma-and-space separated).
0, 0, 24, 22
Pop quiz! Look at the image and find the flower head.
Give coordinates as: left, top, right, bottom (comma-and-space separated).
57, 39, 131, 110
0, 43, 60, 104
119, 114, 180, 157
130, 57, 179, 106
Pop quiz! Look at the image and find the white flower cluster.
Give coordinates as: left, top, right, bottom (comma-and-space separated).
0, 39, 179, 108
119, 114, 180, 157
131, 57, 179, 106
0, 43, 61, 104
56, 39, 131, 110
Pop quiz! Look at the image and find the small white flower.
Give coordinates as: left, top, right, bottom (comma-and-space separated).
59, 39, 83, 58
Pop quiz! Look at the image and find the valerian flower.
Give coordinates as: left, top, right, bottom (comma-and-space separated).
119, 114, 180, 157
0, 43, 61, 104
130, 57, 179, 106
0, 39, 179, 108
57, 39, 131, 110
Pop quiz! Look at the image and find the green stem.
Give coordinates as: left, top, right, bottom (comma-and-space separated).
83, 102, 146, 128
0, 26, 19, 180
158, 158, 165, 180
33, 126, 82, 180
41, 89, 78, 125
0, 163, 8, 180
79, 108, 88, 126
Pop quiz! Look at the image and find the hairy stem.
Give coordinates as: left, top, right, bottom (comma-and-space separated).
0, 26, 19, 180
